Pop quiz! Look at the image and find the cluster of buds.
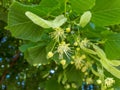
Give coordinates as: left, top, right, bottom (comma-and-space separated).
64, 83, 77, 89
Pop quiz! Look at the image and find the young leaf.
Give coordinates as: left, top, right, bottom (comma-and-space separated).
79, 11, 92, 28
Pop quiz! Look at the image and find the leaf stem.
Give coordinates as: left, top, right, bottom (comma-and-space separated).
51, 41, 57, 51
64, 0, 68, 17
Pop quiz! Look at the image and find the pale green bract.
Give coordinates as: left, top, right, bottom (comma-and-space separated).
92, 44, 106, 58
100, 59, 120, 79
92, 44, 120, 79
25, 11, 67, 28
107, 60, 120, 66
79, 11, 92, 28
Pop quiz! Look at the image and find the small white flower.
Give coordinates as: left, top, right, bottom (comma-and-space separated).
80, 38, 89, 47
105, 77, 115, 87
57, 41, 71, 59
73, 55, 86, 69
50, 27, 66, 42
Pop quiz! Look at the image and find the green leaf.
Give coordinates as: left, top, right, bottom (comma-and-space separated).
92, 0, 120, 26
5, 1, 55, 42
25, 11, 67, 28
104, 33, 120, 59
0, 6, 7, 22
66, 66, 84, 85
46, 78, 63, 90
70, 0, 95, 14
24, 44, 48, 65
19, 43, 36, 52
40, 0, 58, 7
39, 0, 64, 16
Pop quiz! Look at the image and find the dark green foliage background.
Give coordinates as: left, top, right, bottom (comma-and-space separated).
1, 0, 120, 90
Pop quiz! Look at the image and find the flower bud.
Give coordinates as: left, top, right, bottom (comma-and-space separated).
60, 59, 66, 66
76, 48, 80, 51
97, 79, 102, 84
71, 83, 77, 88
47, 51, 54, 58
74, 42, 78, 46
66, 28, 71, 33
79, 11, 92, 28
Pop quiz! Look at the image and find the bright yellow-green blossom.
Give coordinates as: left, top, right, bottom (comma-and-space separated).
50, 27, 66, 42
57, 41, 71, 59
